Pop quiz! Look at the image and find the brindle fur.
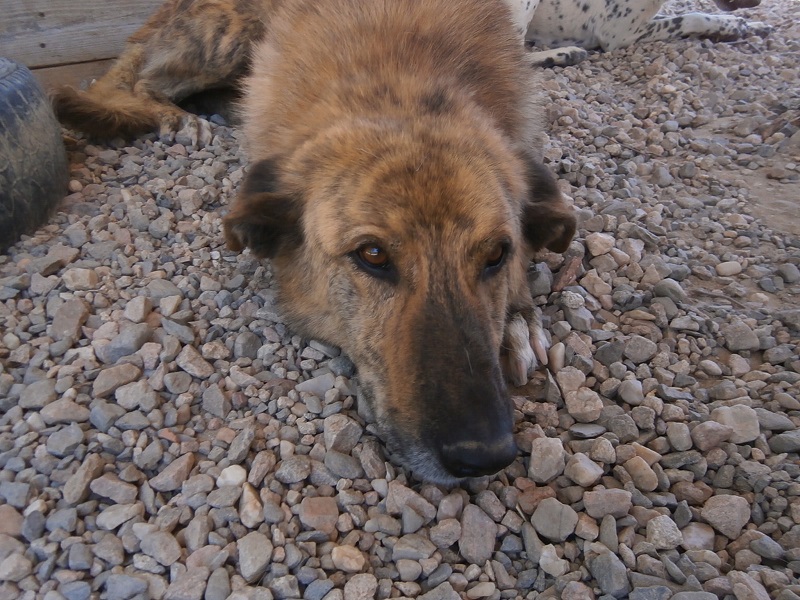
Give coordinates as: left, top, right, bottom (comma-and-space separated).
51, 0, 271, 140
223, 0, 576, 482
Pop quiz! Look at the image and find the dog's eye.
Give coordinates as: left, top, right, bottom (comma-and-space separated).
358, 244, 389, 268
483, 243, 507, 276
352, 244, 395, 280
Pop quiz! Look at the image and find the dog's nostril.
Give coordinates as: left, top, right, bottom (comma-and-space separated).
440, 437, 518, 479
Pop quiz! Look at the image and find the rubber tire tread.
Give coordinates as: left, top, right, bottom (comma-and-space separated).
0, 57, 68, 252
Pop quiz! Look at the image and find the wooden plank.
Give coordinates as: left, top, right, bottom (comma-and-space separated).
32, 59, 115, 91
0, 0, 161, 68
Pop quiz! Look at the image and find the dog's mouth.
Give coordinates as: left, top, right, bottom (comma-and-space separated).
712, 0, 761, 12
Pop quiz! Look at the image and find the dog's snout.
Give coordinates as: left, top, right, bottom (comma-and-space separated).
440, 435, 518, 478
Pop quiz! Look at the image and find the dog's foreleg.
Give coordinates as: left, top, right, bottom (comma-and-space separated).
611, 14, 771, 50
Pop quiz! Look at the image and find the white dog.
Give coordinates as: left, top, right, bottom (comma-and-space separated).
508, 0, 771, 66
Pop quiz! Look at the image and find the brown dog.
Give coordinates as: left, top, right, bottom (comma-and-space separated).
222, 0, 575, 483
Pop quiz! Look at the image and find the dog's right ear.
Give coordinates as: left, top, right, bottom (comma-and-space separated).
223, 159, 303, 258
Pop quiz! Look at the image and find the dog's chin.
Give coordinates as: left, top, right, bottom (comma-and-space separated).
383, 436, 467, 487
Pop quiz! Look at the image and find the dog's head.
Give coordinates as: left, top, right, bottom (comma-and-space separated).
225, 118, 574, 483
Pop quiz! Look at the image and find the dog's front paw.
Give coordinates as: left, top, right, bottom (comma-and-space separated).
709, 15, 770, 42
175, 115, 214, 147
528, 46, 588, 68
745, 21, 772, 38
502, 310, 549, 386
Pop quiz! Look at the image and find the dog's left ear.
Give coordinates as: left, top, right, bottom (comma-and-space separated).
223, 159, 303, 258
520, 159, 576, 253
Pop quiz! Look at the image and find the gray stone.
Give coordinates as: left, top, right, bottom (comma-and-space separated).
93, 363, 142, 397
141, 531, 182, 566
710, 405, 760, 443
777, 263, 800, 283
701, 495, 750, 539
304, 579, 335, 600
270, 575, 301, 600
769, 429, 800, 453
202, 385, 231, 418
105, 574, 149, 599
721, 319, 760, 351
0, 553, 32, 582
60, 581, 92, 600
459, 505, 497, 565
624, 335, 658, 363
147, 279, 183, 300
90, 401, 127, 432
63, 454, 105, 504
0, 482, 29, 508
324, 414, 363, 454
646, 515, 683, 549
589, 551, 630, 598
96, 503, 144, 530
531, 498, 579, 542
224, 429, 253, 465
165, 567, 209, 600
653, 278, 687, 303
275, 455, 312, 483
237, 531, 273, 583
418, 582, 460, 600
98, 323, 152, 364
392, 534, 436, 561
295, 373, 336, 397
583, 489, 633, 519
205, 568, 231, 600
617, 379, 644, 405
754, 408, 795, 431
749, 535, 785, 560
528, 437, 565, 483
51, 298, 90, 341
46, 507, 78, 533
176, 345, 214, 378
234, 331, 262, 359
116, 379, 159, 411
46, 422, 84, 457
328, 356, 356, 377
343, 573, 378, 600
150, 453, 195, 492
19, 379, 57, 409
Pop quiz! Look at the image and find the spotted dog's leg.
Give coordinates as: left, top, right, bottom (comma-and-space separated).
527, 46, 589, 67
606, 13, 771, 50
502, 309, 549, 386
505, 0, 542, 39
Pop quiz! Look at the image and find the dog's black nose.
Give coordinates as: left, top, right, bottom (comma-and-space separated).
440, 436, 518, 479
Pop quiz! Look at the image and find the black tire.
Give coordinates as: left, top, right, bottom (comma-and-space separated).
0, 57, 68, 252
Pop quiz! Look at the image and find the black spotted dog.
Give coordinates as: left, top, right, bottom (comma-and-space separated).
507, 0, 771, 66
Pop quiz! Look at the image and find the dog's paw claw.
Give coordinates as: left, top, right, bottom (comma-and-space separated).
175, 115, 214, 147
503, 310, 550, 386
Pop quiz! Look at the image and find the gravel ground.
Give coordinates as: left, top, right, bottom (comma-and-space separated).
1, 1, 799, 599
